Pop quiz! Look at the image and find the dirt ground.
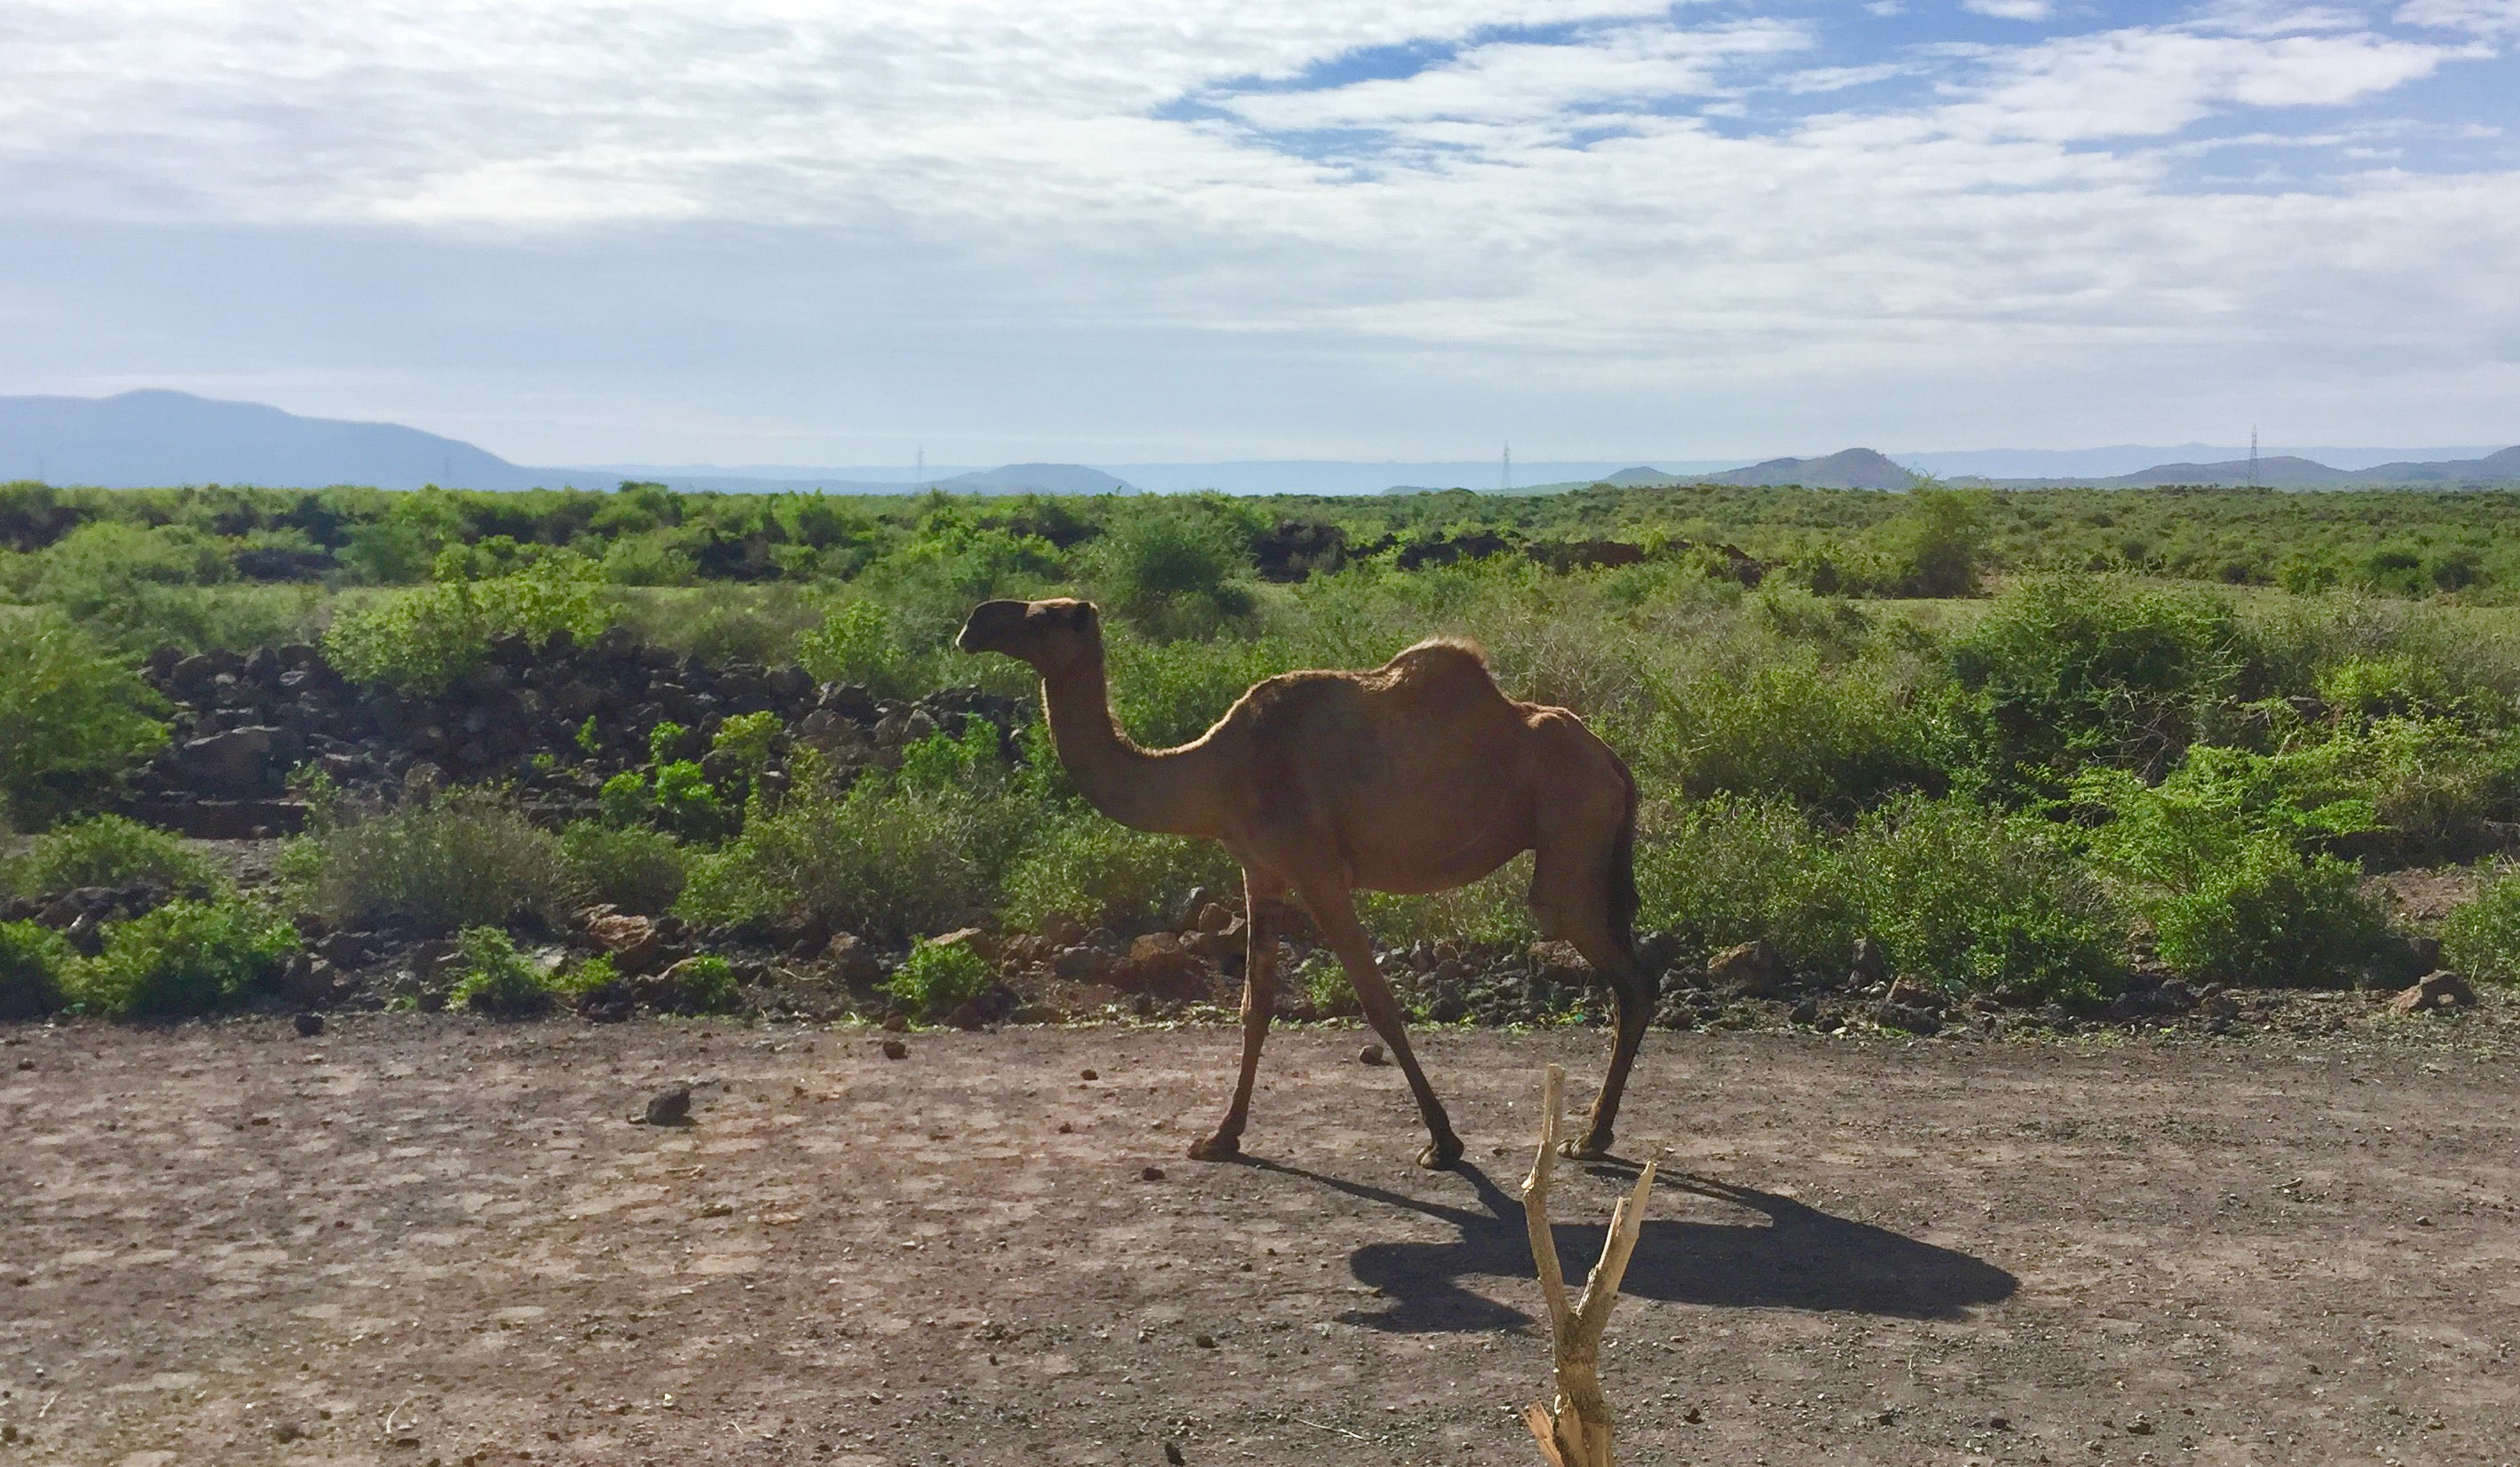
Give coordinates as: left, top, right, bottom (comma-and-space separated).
5, 1013, 2520, 1467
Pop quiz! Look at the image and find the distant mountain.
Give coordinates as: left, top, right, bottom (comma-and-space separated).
1986, 445, 2520, 488
1702, 448, 1918, 490
935, 462, 1137, 495
0, 390, 551, 490
2342, 446, 2520, 485
2103, 454, 2354, 487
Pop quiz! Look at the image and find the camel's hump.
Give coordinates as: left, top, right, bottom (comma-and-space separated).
1371, 637, 1499, 690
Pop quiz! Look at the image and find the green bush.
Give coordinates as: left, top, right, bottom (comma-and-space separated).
1633, 795, 1858, 973
1845, 797, 2124, 1005
1639, 653, 1952, 813
1299, 951, 1359, 1018
1085, 498, 1257, 639
67, 898, 298, 1017
797, 599, 931, 701
1875, 487, 1989, 598
998, 811, 1237, 933
559, 821, 688, 914
322, 553, 612, 691
285, 786, 574, 934
0, 612, 169, 827
5, 815, 214, 897
2441, 874, 2520, 985
649, 761, 729, 841
658, 953, 741, 1013
2147, 840, 2389, 988
679, 778, 1036, 942
447, 925, 555, 1017
885, 938, 993, 1019
1954, 575, 2240, 790
0, 920, 72, 1018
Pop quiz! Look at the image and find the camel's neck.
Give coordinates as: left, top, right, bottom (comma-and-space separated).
1036, 653, 1223, 839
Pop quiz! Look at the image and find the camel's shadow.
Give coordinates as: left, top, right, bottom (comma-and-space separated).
1250, 1159, 2017, 1334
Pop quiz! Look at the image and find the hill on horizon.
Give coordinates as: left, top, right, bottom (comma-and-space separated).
0, 389, 552, 490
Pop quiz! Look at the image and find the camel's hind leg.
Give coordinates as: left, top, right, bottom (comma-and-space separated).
1529, 714, 1656, 1161
1190, 866, 1287, 1163
1300, 881, 1465, 1169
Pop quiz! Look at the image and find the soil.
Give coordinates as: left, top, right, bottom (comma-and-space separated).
5, 1011, 2519, 1467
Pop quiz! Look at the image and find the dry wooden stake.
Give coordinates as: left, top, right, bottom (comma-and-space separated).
1521, 1063, 1655, 1467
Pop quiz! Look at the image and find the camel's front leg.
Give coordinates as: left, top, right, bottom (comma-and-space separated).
1301, 881, 1464, 1169
1189, 868, 1284, 1162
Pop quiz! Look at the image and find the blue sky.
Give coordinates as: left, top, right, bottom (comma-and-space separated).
0, 0, 2513, 465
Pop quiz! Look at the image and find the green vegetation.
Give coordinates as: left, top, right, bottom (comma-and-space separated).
20, 471, 2520, 1010
282, 785, 573, 934
0, 920, 72, 1018
558, 821, 688, 914
885, 938, 993, 1020
2442, 874, 2520, 985
4, 815, 215, 897
447, 925, 556, 1017
0, 612, 168, 827
66, 898, 298, 1018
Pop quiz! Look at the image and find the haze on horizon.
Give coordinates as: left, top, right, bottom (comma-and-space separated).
0, 0, 2514, 469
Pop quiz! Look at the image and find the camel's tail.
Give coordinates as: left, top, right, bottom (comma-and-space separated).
1608, 773, 1639, 959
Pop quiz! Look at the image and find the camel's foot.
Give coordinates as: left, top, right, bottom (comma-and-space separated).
1417, 1133, 1465, 1170
1558, 1132, 1614, 1162
1187, 1132, 1243, 1163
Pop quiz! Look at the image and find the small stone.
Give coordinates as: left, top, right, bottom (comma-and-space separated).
2126, 1416, 2155, 1435
1139, 1166, 1165, 1182
1358, 1044, 1386, 1066
1680, 1406, 1702, 1424
2390, 971, 2477, 1014
641, 1085, 692, 1125
880, 1013, 909, 1033
880, 1038, 908, 1061
1081, 1068, 1099, 1081
1193, 1333, 1216, 1348
1057, 1122, 1073, 1133
1988, 1416, 2010, 1431
1165, 1443, 1187, 1466
293, 1012, 324, 1037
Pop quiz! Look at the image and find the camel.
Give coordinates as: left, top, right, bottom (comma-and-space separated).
956, 597, 1656, 1165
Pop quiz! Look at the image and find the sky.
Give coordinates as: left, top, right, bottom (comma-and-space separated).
0, 0, 2515, 466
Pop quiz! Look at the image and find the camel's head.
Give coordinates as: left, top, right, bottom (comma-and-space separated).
955, 597, 1103, 672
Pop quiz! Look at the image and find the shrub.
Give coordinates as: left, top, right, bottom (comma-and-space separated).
1632, 795, 1858, 973
1639, 653, 1952, 813
1953, 575, 2241, 790
559, 821, 687, 914
797, 599, 929, 701
998, 811, 1237, 934
1846, 797, 2124, 1005
322, 553, 612, 691
286, 786, 573, 934
1876, 487, 1989, 598
2147, 840, 2389, 988
447, 926, 555, 1017
659, 953, 741, 1013
679, 779, 1035, 942
67, 898, 298, 1017
649, 761, 729, 841
1086, 499, 1257, 639
0, 612, 169, 827
552, 952, 620, 998
2442, 874, 2520, 985
885, 939, 992, 1020
5, 815, 214, 897
0, 920, 72, 1018
1299, 951, 1359, 1018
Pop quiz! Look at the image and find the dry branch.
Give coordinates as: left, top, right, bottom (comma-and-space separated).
1521, 1063, 1655, 1467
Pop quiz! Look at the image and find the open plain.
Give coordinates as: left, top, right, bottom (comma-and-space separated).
6, 1014, 2518, 1466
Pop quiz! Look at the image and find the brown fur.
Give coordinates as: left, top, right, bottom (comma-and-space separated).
958, 597, 1656, 1165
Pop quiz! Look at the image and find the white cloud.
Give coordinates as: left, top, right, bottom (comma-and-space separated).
2396, 0, 2520, 34
0, 1, 2511, 458
1963, 0, 2054, 20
